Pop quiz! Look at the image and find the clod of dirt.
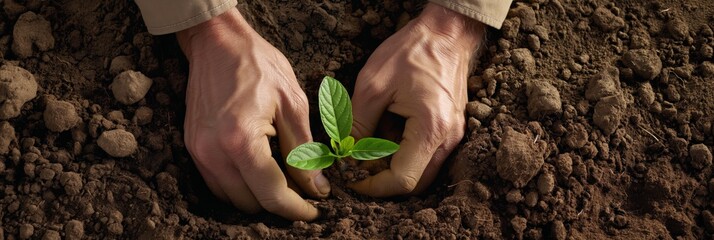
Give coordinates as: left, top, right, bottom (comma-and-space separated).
622, 49, 662, 81
509, 5, 536, 31
664, 84, 681, 102
524, 191, 538, 207
552, 220, 567, 240
701, 45, 714, 59
132, 106, 153, 125
250, 223, 270, 238
585, 66, 620, 101
563, 123, 588, 149
413, 208, 438, 225
12, 11, 55, 58
0, 65, 38, 119
106, 110, 126, 124
156, 172, 179, 197
638, 82, 656, 106
468, 117, 482, 131
19, 223, 33, 239
511, 216, 528, 236
0, 121, 15, 155
466, 101, 492, 120
473, 181, 491, 201
511, 48, 536, 72
60, 172, 83, 195
554, 153, 573, 177
700, 61, 714, 76
107, 210, 124, 235
506, 189, 524, 203
689, 144, 712, 170
527, 34, 541, 51
629, 27, 651, 49
526, 80, 562, 119
593, 94, 626, 135
667, 18, 689, 40
64, 220, 84, 240
109, 56, 135, 75
592, 7, 625, 32
537, 172, 555, 194
501, 19, 520, 39
44, 100, 81, 132
534, 25, 549, 41
496, 128, 546, 188
361, 9, 381, 25
97, 129, 138, 157
110, 70, 153, 105
43, 230, 60, 240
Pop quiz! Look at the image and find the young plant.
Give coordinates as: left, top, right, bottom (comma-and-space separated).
286, 76, 399, 170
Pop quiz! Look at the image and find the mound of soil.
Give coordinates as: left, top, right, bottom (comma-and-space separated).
1, 0, 713, 239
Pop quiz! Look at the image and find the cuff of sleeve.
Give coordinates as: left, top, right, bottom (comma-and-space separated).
136, 0, 238, 35
428, 0, 512, 29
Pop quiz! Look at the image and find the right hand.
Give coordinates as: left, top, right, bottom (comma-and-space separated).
176, 8, 330, 221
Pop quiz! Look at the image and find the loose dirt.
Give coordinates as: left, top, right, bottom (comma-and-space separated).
1, 0, 713, 239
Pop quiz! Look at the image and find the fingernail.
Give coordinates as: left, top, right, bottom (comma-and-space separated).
314, 173, 331, 196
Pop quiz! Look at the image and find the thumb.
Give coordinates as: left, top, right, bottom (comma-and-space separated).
276, 91, 331, 198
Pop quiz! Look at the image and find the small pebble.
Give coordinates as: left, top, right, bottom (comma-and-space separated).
97, 129, 138, 157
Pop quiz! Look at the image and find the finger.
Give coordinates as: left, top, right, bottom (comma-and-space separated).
351, 69, 392, 140
275, 90, 331, 198
232, 136, 319, 221
189, 142, 261, 213
213, 161, 262, 214
192, 157, 229, 202
350, 117, 444, 197
411, 120, 465, 194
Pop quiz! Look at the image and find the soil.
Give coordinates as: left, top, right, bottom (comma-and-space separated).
1, 0, 713, 239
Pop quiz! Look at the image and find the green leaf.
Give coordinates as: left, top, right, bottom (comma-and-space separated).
319, 76, 352, 142
339, 136, 355, 156
341, 136, 355, 151
286, 142, 336, 170
330, 138, 338, 152
351, 138, 400, 160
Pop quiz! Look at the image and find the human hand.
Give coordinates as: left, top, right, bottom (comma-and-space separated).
349, 3, 485, 197
176, 8, 330, 220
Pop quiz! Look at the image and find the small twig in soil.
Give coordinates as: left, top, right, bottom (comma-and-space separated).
660, 8, 671, 13
671, 72, 684, 82
447, 180, 474, 188
638, 125, 660, 143
533, 134, 540, 144
55, 56, 72, 67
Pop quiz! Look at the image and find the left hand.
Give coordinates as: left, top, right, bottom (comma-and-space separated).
349, 3, 485, 197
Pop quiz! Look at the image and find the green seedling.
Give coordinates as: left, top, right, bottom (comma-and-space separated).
286, 76, 399, 170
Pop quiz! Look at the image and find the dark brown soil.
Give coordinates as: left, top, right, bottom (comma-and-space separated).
1, 0, 713, 239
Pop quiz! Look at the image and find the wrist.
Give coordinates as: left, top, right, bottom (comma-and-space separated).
176, 8, 255, 59
414, 3, 485, 52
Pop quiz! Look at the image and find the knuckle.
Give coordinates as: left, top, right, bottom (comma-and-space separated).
217, 132, 248, 154
185, 134, 213, 161
257, 194, 288, 214
394, 173, 419, 194
422, 112, 451, 140
354, 80, 383, 100
352, 119, 372, 138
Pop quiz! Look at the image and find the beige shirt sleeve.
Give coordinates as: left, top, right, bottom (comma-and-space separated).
135, 0, 238, 35
428, 0, 512, 29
